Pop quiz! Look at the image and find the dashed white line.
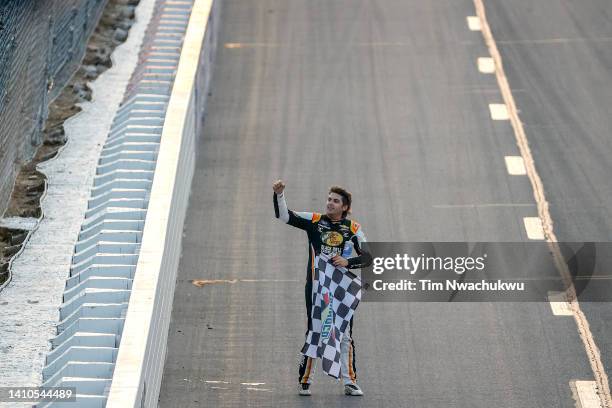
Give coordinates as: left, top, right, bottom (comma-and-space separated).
523, 217, 545, 240
489, 103, 510, 120
504, 156, 527, 175
572, 380, 603, 408
477, 57, 495, 73
474, 0, 612, 404
466, 16, 482, 31
548, 291, 573, 316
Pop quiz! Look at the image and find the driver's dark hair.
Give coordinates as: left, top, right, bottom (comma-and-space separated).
329, 186, 352, 218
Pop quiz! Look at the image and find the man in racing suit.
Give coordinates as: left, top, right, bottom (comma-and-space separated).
273, 180, 372, 396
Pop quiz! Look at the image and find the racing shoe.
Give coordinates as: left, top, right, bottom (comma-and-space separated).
344, 383, 364, 396
298, 383, 311, 396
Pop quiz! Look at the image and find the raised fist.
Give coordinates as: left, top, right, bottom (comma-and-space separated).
273, 180, 285, 194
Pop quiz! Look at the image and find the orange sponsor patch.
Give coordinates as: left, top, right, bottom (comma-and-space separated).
312, 213, 322, 223
350, 221, 360, 234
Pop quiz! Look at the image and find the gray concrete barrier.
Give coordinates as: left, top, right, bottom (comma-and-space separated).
106, 0, 219, 406
37, 0, 219, 406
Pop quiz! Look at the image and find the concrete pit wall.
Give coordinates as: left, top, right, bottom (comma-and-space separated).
106, 2, 220, 405
37, 0, 219, 406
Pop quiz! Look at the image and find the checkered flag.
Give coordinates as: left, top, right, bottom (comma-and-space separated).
301, 254, 362, 378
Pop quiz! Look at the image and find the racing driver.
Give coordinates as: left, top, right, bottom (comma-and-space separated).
273, 179, 372, 396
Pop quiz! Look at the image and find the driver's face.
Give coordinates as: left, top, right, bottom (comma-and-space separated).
326, 192, 347, 220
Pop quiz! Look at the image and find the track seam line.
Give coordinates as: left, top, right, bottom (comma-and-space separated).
473, 1, 612, 406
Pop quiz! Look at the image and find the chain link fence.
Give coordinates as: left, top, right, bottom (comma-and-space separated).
0, 0, 108, 216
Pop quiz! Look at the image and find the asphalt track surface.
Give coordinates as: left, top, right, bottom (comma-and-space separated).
159, 1, 611, 407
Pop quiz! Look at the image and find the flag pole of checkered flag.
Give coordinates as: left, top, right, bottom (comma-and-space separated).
300, 254, 362, 379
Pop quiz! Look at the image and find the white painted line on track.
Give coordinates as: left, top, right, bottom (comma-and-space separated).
504, 156, 527, 175
475, 0, 612, 404
489, 103, 510, 120
477, 57, 495, 73
548, 292, 573, 316
433, 203, 534, 209
467, 16, 482, 31
572, 380, 603, 408
523, 217, 545, 240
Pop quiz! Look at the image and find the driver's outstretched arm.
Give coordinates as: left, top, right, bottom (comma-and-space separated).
273, 190, 290, 222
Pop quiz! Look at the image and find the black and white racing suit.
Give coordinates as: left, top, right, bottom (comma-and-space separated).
274, 191, 372, 385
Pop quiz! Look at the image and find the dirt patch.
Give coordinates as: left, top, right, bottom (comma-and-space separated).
0, 0, 140, 287
0, 227, 27, 283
